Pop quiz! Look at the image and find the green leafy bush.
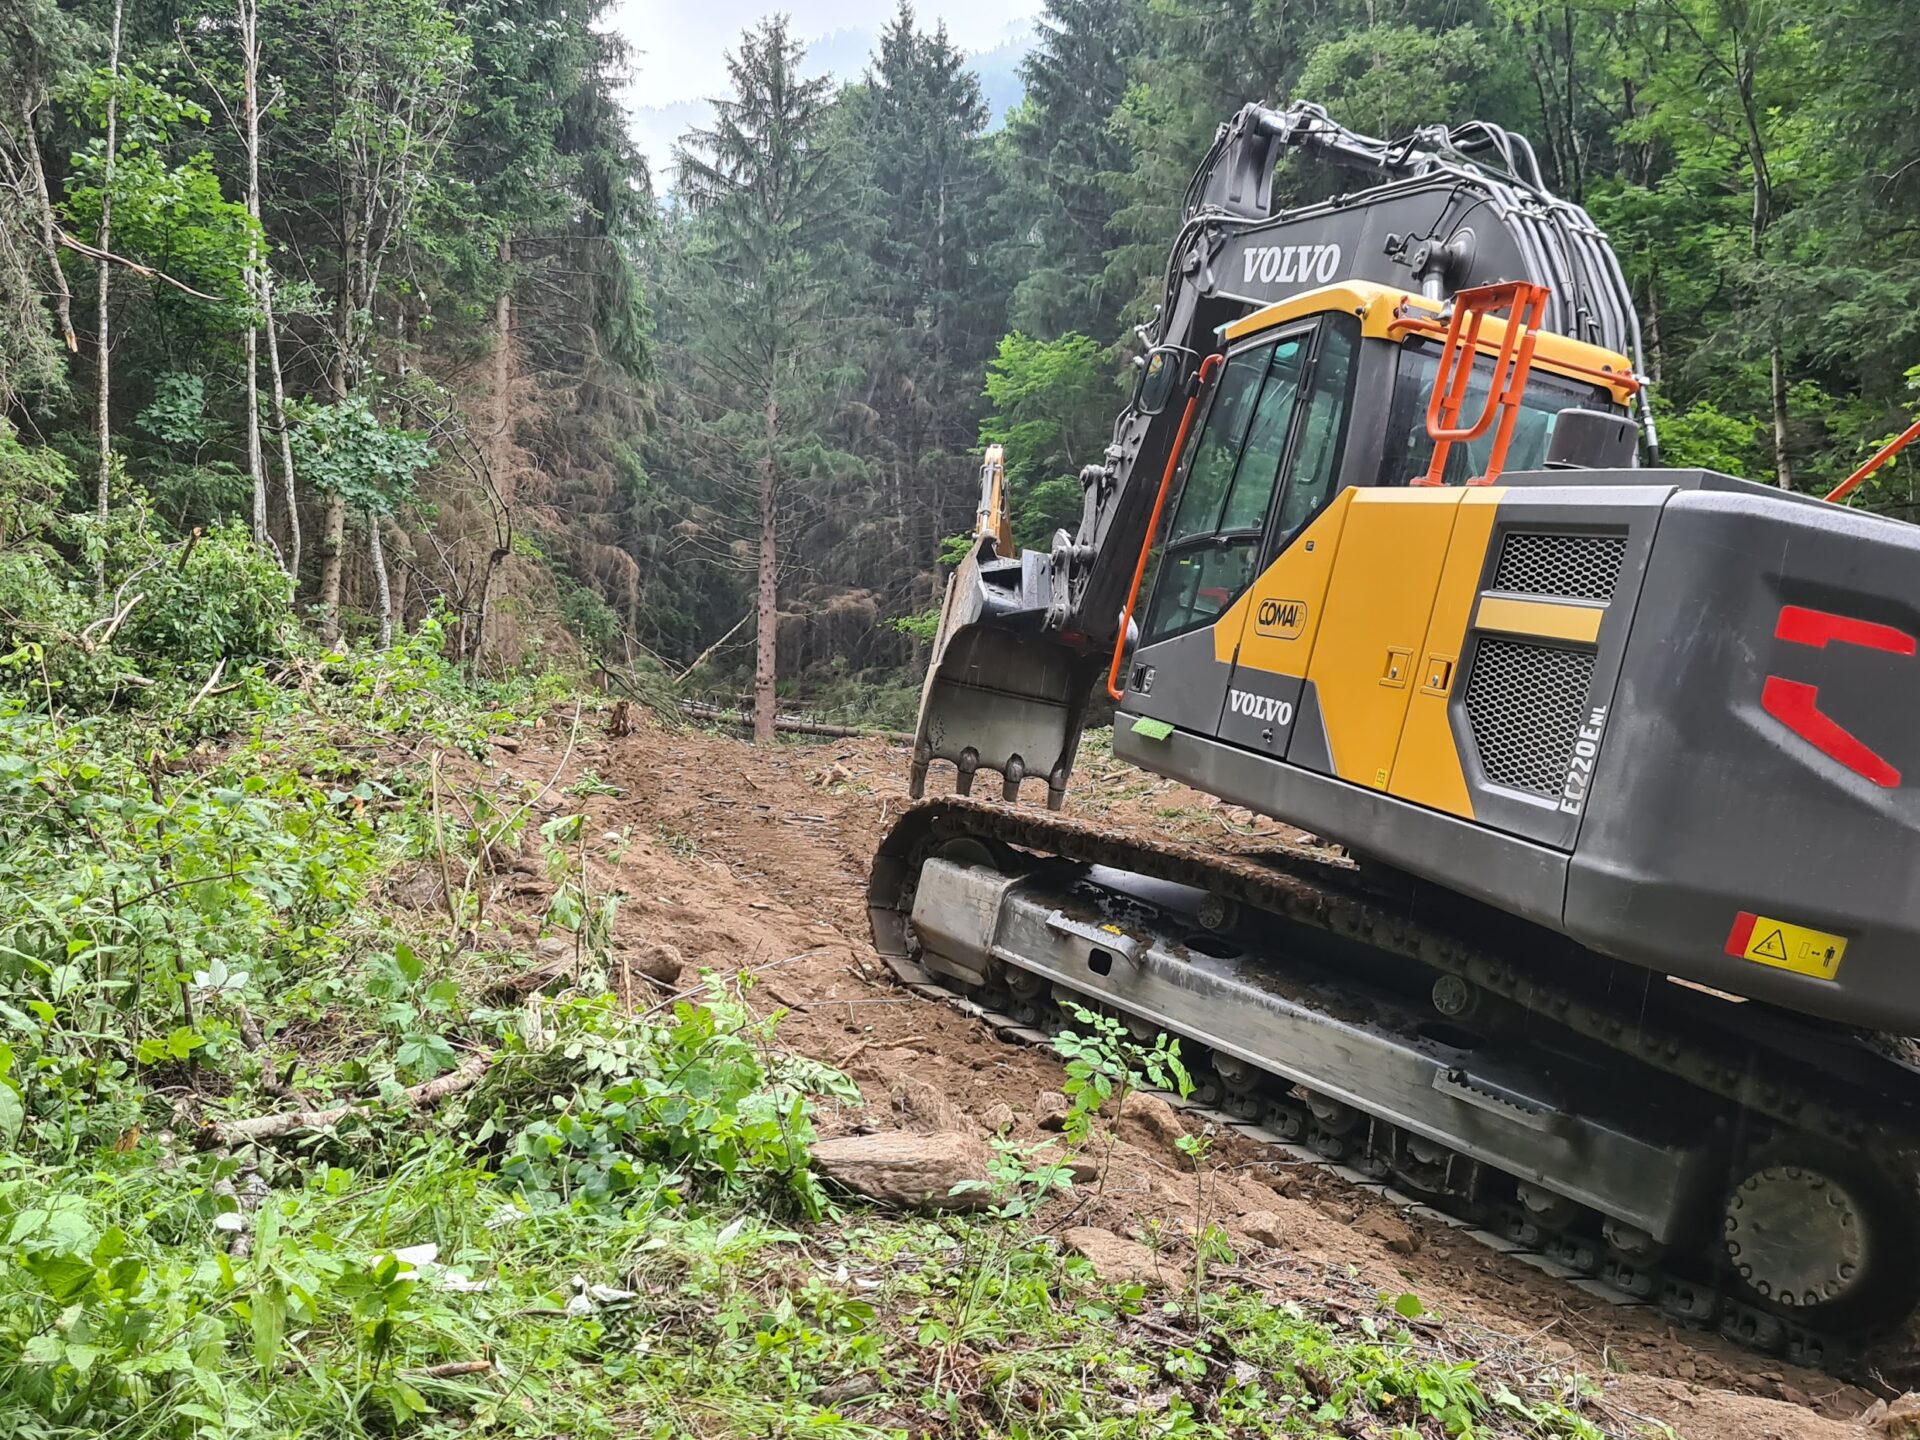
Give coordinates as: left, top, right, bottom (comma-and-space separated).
115, 520, 297, 673
0, 496, 295, 709
487, 989, 857, 1218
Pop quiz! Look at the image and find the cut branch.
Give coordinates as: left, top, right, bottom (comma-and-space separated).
674, 611, 751, 684
211, 1053, 488, 1144
57, 227, 226, 304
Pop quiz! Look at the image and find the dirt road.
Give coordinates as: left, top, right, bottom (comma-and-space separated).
482, 707, 1886, 1440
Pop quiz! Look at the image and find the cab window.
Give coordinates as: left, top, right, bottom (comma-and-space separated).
1272, 318, 1356, 544
1143, 329, 1310, 644
1382, 340, 1615, 485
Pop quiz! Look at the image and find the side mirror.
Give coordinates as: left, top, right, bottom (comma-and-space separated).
1133, 346, 1185, 416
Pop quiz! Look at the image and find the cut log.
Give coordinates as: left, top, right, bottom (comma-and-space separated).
811, 1130, 997, 1211
677, 700, 910, 745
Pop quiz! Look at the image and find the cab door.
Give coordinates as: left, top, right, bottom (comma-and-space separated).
1212, 318, 1360, 760
1125, 323, 1320, 734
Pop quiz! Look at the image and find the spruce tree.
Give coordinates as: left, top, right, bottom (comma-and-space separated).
676, 16, 846, 741
1005, 0, 1143, 340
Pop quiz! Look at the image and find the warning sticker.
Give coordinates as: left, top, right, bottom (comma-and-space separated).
1723, 911, 1848, 980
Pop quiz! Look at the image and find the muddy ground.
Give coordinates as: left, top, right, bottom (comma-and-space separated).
471, 705, 1894, 1440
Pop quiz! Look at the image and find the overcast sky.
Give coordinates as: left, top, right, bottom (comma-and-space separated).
607, 0, 1043, 178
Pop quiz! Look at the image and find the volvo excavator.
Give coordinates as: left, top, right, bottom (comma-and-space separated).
866, 101, 1920, 1366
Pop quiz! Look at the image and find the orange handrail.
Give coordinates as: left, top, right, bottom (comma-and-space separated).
1107, 352, 1225, 703
1416, 282, 1550, 488
1388, 311, 1639, 399
1825, 417, 1920, 504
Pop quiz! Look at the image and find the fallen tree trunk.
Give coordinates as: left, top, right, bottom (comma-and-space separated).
677, 700, 911, 745
211, 1053, 488, 1145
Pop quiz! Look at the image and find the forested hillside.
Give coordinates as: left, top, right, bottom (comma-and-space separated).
4, 0, 1920, 719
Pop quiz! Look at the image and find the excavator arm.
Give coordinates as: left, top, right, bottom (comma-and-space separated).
910, 100, 1650, 807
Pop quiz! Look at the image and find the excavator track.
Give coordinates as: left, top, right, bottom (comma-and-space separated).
869, 797, 1920, 1373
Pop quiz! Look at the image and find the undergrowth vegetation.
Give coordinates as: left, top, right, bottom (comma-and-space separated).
0, 501, 1624, 1436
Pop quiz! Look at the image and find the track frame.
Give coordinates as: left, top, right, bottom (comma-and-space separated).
868, 798, 1920, 1368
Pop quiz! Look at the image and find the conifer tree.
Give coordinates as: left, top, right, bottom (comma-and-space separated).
677, 16, 846, 741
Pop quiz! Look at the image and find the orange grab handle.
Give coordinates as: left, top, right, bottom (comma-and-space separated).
1826, 417, 1920, 504
1107, 352, 1225, 703
1388, 312, 1638, 398
1416, 282, 1549, 488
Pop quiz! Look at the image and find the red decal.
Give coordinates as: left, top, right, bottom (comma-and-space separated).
1760, 676, 1902, 787
1724, 911, 1759, 958
1775, 605, 1916, 655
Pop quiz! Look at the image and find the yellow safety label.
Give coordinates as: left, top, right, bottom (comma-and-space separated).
1724, 911, 1847, 980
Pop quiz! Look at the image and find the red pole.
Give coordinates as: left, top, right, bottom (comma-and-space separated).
1107, 352, 1225, 703
1825, 417, 1920, 504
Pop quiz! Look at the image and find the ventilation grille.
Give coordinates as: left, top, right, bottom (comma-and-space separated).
1465, 639, 1596, 797
1491, 533, 1624, 602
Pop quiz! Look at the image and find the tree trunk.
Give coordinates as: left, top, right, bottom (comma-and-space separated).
93, 0, 125, 595
247, 0, 298, 581
385, 520, 411, 635
240, 0, 267, 547
262, 283, 299, 578
244, 332, 266, 544
1644, 264, 1664, 388
317, 336, 348, 641
19, 100, 76, 353
469, 235, 514, 674
753, 364, 779, 745
318, 187, 359, 639
1732, 40, 1789, 490
369, 510, 392, 648
490, 235, 512, 485
317, 496, 347, 638
1769, 340, 1792, 489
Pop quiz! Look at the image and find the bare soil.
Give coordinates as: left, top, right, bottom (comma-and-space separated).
478, 706, 1891, 1440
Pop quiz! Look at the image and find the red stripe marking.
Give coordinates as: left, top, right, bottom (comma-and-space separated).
1761, 676, 1902, 787
1775, 605, 1917, 656
1724, 911, 1759, 958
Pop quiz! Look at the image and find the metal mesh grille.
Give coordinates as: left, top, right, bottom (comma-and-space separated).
1464, 639, 1596, 797
1491, 533, 1624, 602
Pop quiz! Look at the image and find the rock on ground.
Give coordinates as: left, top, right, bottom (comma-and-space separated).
619, 938, 684, 985
1062, 1226, 1165, 1286
811, 1131, 997, 1211
1034, 1090, 1071, 1131
1357, 1211, 1421, 1255
1238, 1209, 1289, 1248
1253, 1166, 1303, 1199
1030, 1144, 1099, 1184
891, 1076, 969, 1134
1116, 1090, 1188, 1156
980, 1102, 1015, 1135
1868, 1394, 1920, 1438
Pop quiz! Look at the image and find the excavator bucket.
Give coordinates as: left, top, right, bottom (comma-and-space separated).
908, 448, 1099, 808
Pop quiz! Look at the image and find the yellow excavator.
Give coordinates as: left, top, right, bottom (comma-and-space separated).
868, 101, 1920, 1366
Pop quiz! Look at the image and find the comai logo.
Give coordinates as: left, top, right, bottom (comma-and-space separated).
1242, 244, 1342, 288
1227, 689, 1294, 726
1256, 598, 1308, 640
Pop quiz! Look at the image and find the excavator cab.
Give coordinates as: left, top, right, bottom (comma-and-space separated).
1120, 280, 1637, 746
908, 280, 1638, 815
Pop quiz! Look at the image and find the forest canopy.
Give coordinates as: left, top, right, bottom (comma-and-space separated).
4, 0, 1919, 722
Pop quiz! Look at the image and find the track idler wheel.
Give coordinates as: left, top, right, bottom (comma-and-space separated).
1719, 1152, 1917, 1330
